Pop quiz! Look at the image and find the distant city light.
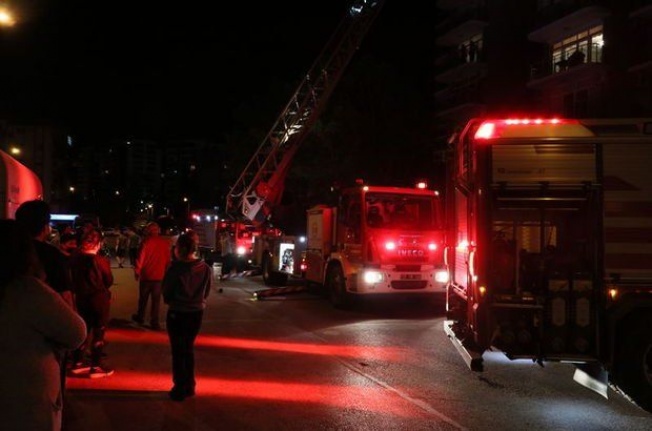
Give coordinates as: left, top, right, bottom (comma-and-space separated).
67, 136, 73, 147
9, 146, 20, 155
69, 186, 75, 192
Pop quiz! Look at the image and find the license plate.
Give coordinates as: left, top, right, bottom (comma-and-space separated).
400, 273, 421, 280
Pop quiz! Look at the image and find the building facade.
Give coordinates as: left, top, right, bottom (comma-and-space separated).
433, 0, 652, 141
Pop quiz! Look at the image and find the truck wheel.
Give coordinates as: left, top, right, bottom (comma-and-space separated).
326, 265, 350, 309
616, 316, 652, 411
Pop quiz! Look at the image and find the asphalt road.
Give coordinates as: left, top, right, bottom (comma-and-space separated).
62, 265, 652, 431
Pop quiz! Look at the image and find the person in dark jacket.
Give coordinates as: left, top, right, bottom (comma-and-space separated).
68, 228, 115, 378
14, 199, 76, 405
163, 229, 212, 401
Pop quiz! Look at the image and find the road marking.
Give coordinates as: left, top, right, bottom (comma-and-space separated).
336, 357, 469, 431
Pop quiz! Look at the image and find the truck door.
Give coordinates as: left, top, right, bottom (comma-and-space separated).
337, 192, 363, 264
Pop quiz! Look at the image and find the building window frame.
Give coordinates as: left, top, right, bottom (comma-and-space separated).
552, 25, 603, 73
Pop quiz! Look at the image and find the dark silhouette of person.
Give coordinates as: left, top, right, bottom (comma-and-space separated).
367, 206, 383, 227
68, 228, 115, 378
567, 50, 585, 67
469, 40, 478, 62
0, 219, 86, 431
163, 230, 212, 401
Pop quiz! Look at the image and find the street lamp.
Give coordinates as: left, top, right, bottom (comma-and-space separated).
0, 6, 16, 27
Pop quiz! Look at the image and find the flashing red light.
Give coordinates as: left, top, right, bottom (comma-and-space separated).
416, 181, 427, 189
475, 122, 496, 139
300, 263, 307, 271
474, 118, 574, 140
428, 242, 437, 251
385, 241, 396, 251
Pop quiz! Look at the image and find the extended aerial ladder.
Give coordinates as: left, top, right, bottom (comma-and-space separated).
225, 0, 385, 225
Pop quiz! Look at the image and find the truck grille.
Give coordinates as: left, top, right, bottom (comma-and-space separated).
391, 280, 428, 290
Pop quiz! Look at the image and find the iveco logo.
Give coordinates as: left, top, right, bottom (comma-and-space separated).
398, 249, 424, 257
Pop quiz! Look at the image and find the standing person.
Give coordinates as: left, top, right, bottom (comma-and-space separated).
116, 230, 129, 268
127, 228, 141, 267
15, 200, 74, 307
163, 230, 213, 401
0, 219, 87, 431
58, 232, 79, 257
68, 228, 115, 378
133, 222, 172, 330
14, 199, 76, 405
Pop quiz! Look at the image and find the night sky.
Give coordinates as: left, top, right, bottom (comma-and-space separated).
0, 1, 436, 144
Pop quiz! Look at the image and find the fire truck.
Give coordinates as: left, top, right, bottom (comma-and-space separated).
190, 209, 258, 270
225, 0, 386, 286
443, 117, 652, 411
0, 149, 43, 218
304, 182, 448, 308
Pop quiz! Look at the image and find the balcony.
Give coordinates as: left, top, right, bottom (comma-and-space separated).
434, 80, 484, 112
528, 57, 607, 89
436, 59, 487, 85
629, 1, 652, 19
436, 7, 488, 47
529, 5, 610, 44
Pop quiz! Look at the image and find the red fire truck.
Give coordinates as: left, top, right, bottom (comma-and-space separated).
224, 0, 386, 286
444, 117, 652, 411
304, 182, 447, 308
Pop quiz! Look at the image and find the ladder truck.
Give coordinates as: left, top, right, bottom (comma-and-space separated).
443, 117, 652, 411
225, 0, 385, 286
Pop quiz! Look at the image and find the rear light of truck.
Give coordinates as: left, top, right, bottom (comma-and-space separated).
474, 118, 578, 140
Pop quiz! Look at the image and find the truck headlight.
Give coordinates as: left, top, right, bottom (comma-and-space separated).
363, 270, 384, 284
435, 270, 449, 283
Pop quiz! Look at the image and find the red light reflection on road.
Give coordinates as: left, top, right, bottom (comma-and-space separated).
107, 328, 406, 361
68, 370, 419, 417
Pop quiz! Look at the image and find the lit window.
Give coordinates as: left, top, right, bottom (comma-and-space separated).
552, 25, 603, 73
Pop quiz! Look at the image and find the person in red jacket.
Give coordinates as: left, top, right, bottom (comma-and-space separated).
133, 222, 172, 330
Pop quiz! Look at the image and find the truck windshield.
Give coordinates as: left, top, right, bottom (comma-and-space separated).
365, 192, 440, 229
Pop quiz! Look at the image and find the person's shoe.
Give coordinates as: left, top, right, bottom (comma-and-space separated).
131, 314, 144, 325
68, 362, 90, 376
89, 364, 114, 379
168, 388, 186, 402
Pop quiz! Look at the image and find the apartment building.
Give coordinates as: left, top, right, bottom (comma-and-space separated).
433, 0, 652, 140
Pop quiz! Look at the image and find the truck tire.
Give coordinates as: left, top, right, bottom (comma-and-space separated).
326, 265, 350, 309
616, 315, 652, 411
